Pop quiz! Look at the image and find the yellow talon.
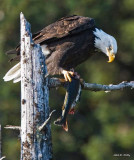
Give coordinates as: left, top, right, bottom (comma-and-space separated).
62, 70, 74, 82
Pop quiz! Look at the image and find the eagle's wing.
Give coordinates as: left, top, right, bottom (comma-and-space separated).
32, 15, 95, 44
6, 15, 95, 57
4, 15, 95, 81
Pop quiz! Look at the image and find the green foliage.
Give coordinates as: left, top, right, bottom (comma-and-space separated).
0, 0, 134, 159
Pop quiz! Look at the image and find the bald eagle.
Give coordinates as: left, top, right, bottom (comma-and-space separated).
3, 15, 118, 131
3, 15, 117, 83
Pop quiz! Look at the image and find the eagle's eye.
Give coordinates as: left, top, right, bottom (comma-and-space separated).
108, 46, 112, 51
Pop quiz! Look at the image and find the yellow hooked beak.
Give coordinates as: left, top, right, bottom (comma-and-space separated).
107, 48, 115, 63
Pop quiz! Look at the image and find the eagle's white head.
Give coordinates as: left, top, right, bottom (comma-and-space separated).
94, 28, 117, 62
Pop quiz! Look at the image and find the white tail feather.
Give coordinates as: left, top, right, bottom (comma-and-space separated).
3, 62, 21, 83
13, 75, 21, 83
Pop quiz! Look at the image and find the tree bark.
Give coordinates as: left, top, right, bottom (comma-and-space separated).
20, 13, 52, 160
48, 78, 134, 92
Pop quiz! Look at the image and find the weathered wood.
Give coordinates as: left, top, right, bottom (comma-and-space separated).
48, 78, 134, 92
38, 110, 56, 132
0, 157, 5, 160
4, 125, 21, 130
20, 13, 52, 160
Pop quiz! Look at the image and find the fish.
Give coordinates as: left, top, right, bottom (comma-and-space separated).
54, 76, 81, 131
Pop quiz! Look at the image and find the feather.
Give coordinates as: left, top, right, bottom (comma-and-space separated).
6, 49, 18, 55
13, 76, 21, 83
3, 62, 21, 82
41, 44, 50, 56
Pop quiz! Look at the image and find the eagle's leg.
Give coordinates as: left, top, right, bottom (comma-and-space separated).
62, 70, 74, 82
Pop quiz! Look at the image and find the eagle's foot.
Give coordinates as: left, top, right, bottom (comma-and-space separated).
62, 70, 74, 82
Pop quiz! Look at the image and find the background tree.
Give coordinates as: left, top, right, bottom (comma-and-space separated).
0, 0, 134, 160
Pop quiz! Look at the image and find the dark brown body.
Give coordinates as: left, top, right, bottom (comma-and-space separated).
45, 29, 95, 75
7, 15, 96, 75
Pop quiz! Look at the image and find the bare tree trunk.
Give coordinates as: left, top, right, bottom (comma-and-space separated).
20, 13, 52, 160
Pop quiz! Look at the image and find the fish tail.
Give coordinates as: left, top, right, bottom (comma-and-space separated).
54, 117, 68, 132
63, 120, 68, 132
